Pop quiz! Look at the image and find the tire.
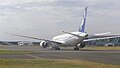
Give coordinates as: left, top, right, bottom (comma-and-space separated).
74, 47, 79, 50
55, 47, 60, 50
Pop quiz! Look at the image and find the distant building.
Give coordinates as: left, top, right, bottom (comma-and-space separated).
85, 37, 120, 46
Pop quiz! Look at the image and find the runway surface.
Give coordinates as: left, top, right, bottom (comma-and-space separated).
0, 45, 120, 65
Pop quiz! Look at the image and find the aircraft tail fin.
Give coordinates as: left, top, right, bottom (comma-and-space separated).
78, 7, 87, 32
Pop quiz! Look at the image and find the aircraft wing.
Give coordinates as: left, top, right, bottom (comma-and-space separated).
86, 34, 120, 39
5, 33, 62, 44
84, 34, 120, 42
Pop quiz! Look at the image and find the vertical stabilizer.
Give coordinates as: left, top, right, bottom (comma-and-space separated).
78, 7, 87, 32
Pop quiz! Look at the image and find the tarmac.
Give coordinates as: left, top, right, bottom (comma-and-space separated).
0, 45, 120, 65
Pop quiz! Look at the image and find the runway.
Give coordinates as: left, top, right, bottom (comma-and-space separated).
0, 45, 120, 65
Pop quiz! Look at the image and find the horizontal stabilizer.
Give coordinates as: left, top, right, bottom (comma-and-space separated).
62, 31, 85, 38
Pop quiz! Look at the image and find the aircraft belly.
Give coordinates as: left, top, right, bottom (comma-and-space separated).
64, 38, 83, 46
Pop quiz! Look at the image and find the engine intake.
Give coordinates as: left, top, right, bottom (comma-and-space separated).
40, 41, 48, 48
77, 43, 86, 48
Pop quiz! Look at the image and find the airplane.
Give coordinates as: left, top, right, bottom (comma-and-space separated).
6, 7, 120, 50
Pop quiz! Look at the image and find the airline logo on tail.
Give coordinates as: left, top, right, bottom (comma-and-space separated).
78, 7, 87, 33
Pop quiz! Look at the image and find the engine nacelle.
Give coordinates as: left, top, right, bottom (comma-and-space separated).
77, 43, 86, 48
40, 41, 48, 48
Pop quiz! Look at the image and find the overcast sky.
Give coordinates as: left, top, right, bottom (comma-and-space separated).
0, 0, 120, 41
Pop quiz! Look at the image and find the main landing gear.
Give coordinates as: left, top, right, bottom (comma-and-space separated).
74, 46, 79, 50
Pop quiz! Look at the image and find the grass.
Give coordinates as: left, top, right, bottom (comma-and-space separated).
0, 50, 32, 54
82, 46, 120, 51
0, 59, 120, 68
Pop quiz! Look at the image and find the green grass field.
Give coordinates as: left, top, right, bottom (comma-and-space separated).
0, 59, 119, 68
0, 50, 32, 54
82, 46, 120, 51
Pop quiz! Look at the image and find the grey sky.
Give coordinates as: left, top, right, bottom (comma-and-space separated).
0, 0, 120, 41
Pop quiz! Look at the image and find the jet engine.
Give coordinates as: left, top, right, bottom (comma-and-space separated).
77, 42, 86, 48
40, 41, 48, 48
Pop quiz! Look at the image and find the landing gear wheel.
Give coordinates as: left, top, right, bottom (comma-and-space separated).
55, 47, 60, 50
74, 47, 79, 50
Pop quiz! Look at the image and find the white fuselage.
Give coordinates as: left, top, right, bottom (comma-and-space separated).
52, 32, 87, 46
